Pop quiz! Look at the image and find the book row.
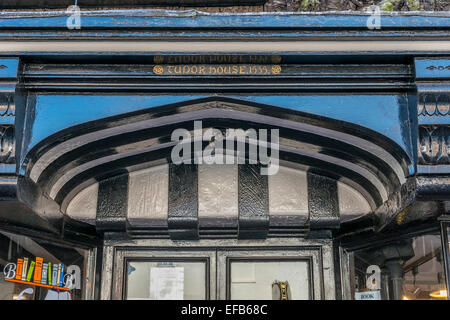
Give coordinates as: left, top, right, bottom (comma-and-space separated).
15, 257, 66, 287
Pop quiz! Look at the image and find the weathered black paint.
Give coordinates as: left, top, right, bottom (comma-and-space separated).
168, 163, 199, 240
307, 172, 340, 229
25, 98, 403, 216
238, 164, 269, 239
96, 173, 129, 231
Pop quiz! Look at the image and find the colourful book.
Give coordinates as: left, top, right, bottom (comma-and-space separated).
41, 263, 48, 284
33, 257, 43, 283
59, 264, 65, 287
56, 264, 61, 287
26, 261, 35, 282
21, 258, 29, 281
15, 258, 23, 280
52, 264, 58, 286
48, 262, 52, 285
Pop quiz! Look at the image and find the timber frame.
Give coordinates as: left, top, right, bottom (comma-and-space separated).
0, 9, 448, 299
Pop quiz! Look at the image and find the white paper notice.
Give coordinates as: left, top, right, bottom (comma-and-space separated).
149, 267, 184, 300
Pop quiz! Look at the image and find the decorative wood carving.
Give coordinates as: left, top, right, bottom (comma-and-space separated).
0, 93, 15, 117
418, 125, 450, 165
0, 126, 15, 164
418, 93, 450, 117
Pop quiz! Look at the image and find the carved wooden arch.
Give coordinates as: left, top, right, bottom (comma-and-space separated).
21, 97, 411, 219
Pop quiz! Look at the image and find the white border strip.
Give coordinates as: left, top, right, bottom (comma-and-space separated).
0, 41, 448, 53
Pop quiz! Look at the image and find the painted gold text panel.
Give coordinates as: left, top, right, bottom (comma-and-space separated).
153, 64, 282, 75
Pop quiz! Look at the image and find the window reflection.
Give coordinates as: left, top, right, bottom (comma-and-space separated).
351, 232, 447, 300
402, 234, 446, 300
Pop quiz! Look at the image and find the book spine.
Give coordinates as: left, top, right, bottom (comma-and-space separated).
33, 257, 43, 283
41, 263, 48, 284
52, 264, 58, 286
21, 258, 28, 281
15, 258, 23, 280
48, 262, 52, 285
59, 264, 65, 287
56, 264, 61, 287
26, 261, 35, 282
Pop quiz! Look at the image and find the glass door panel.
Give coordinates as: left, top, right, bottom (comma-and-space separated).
113, 246, 324, 300
112, 249, 216, 300
217, 248, 324, 300
229, 260, 311, 300
125, 260, 207, 300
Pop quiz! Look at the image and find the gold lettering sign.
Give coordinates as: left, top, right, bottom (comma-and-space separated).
152, 64, 282, 76
153, 55, 282, 64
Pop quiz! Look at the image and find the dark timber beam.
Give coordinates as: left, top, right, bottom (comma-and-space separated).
307, 172, 340, 230
96, 173, 129, 232
168, 163, 199, 240
238, 164, 269, 239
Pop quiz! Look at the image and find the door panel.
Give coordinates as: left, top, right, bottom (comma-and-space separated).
112, 249, 216, 300
217, 248, 323, 300
126, 260, 207, 300
110, 244, 327, 300
229, 259, 311, 300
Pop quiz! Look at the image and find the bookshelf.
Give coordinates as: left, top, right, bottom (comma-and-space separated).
5, 278, 71, 291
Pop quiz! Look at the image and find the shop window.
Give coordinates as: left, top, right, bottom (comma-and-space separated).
348, 231, 447, 300
402, 234, 446, 300
0, 231, 95, 300
125, 260, 208, 300
229, 259, 311, 300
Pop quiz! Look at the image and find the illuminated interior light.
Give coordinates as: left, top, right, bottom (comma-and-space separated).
429, 290, 448, 298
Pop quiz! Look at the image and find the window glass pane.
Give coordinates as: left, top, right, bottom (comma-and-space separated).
403, 234, 446, 300
229, 260, 310, 300
126, 261, 206, 300
351, 232, 447, 300
0, 231, 92, 300
448, 226, 450, 255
